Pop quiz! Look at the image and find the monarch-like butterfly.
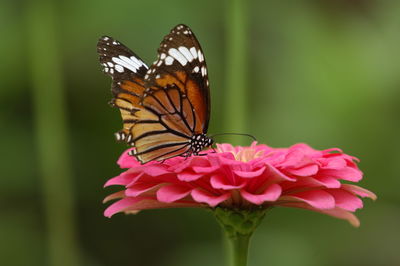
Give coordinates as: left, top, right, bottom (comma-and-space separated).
97, 24, 213, 163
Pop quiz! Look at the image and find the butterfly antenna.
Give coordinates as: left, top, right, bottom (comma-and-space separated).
210, 133, 257, 141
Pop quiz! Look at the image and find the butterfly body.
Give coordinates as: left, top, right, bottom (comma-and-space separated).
97, 24, 212, 164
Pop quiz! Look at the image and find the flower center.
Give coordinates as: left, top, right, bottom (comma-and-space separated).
217, 144, 264, 162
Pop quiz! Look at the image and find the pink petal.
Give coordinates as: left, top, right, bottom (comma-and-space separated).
342, 184, 377, 200
286, 164, 319, 176
280, 149, 314, 168
281, 190, 335, 210
156, 184, 192, 203
323, 147, 343, 154
125, 182, 161, 197
233, 166, 266, 178
103, 191, 125, 203
104, 172, 136, 187
240, 184, 282, 204
210, 174, 244, 190
216, 143, 236, 153
264, 163, 296, 181
169, 156, 210, 172
313, 175, 341, 188
191, 188, 230, 207
327, 189, 363, 211
319, 207, 360, 227
122, 199, 203, 212
324, 158, 346, 169
178, 172, 205, 182
139, 165, 171, 176
117, 148, 141, 168
192, 165, 220, 174
319, 167, 362, 182
104, 197, 142, 217
217, 154, 245, 166
278, 202, 360, 227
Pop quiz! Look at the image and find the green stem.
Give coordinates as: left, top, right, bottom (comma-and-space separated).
214, 207, 267, 266
227, 233, 251, 266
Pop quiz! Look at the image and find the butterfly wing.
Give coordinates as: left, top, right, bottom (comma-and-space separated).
145, 24, 211, 134
97, 36, 151, 142
132, 24, 211, 163
97, 25, 211, 163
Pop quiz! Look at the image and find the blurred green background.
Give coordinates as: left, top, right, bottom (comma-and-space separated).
1, 0, 399, 265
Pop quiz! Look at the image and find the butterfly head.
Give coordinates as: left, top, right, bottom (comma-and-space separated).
190, 134, 213, 155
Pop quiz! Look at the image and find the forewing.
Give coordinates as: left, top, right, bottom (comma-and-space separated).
144, 24, 211, 134
97, 36, 150, 143
97, 36, 148, 81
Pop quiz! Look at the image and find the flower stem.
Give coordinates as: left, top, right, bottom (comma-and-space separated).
226, 232, 251, 266
213, 207, 267, 266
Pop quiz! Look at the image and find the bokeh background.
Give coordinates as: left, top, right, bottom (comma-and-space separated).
1, 0, 399, 265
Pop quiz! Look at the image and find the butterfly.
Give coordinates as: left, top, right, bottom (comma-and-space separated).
97, 24, 213, 164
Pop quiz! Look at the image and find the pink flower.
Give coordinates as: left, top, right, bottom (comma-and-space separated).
104, 142, 376, 226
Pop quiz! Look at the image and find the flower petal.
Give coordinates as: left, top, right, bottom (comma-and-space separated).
122, 199, 203, 212
279, 202, 360, 227
281, 190, 335, 210
312, 175, 341, 188
327, 189, 363, 211
104, 197, 142, 217
285, 164, 319, 176
319, 167, 362, 182
265, 163, 296, 181
342, 184, 377, 200
240, 184, 282, 204
210, 174, 244, 190
192, 165, 220, 174
103, 191, 125, 203
234, 166, 266, 178
191, 188, 230, 207
104, 172, 138, 187
178, 172, 205, 182
117, 148, 141, 168
157, 184, 192, 203
324, 158, 346, 169
125, 182, 161, 197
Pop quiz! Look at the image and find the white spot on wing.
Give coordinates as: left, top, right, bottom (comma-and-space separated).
112, 56, 139, 73
115, 65, 124, 72
168, 48, 187, 66
178, 46, 194, 62
165, 56, 174, 65
193, 66, 199, 73
130, 56, 147, 68
198, 50, 204, 62
201, 66, 207, 76
160, 53, 166, 59
189, 47, 198, 59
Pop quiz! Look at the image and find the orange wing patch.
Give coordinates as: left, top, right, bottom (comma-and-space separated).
154, 71, 186, 93
186, 79, 207, 133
